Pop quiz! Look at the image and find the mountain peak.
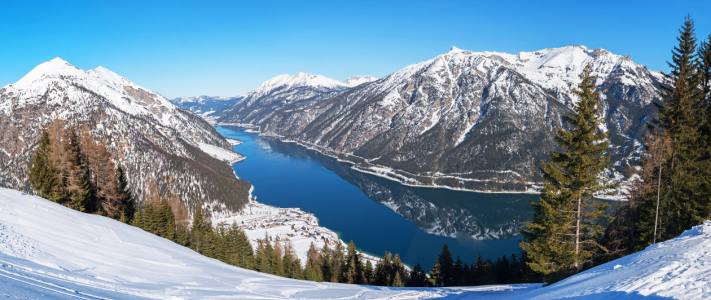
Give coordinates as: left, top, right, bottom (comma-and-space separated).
253, 73, 348, 95
449, 46, 463, 53
11, 57, 83, 89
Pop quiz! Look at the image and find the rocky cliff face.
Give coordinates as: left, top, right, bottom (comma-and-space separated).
219, 45, 664, 192
0, 58, 250, 216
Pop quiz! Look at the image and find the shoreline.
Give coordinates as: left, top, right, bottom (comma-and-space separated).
216, 123, 628, 201
222, 132, 398, 269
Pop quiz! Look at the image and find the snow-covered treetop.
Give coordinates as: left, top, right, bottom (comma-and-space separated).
343, 75, 377, 87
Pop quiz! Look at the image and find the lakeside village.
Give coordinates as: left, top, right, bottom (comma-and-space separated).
215, 199, 381, 266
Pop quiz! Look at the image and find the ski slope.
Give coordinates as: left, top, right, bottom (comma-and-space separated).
0, 188, 538, 299
1, 186, 709, 299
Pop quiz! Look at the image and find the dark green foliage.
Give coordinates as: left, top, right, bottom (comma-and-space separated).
29, 129, 60, 201
605, 17, 711, 263
427, 245, 539, 287
435, 244, 454, 287
406, 263, 428, 287
520, 63, 615, 283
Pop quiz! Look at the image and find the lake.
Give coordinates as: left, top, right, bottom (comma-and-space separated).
218, 126, 539, 271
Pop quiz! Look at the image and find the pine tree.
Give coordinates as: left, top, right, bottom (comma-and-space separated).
29, 129, 60, 201
392, 271, 404, 287
436, 244, 454, 286
406, 263, 428, 287
520, 63, 615, 283
429, 261, 441, 287
363, 260, 374, 285
116, 164, 134, 223
654, 16, 710, 237
190, 205, 211, 253
319, 243, 332, 282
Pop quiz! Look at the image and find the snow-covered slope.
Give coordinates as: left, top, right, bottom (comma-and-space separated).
515, 220, 711, 299
171, 95, 246, 124
0, 58, 251, 216
0, 187, 539, 299
217, 73, 354, 135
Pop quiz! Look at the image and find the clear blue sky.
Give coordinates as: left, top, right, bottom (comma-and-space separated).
1, 0, 710, 98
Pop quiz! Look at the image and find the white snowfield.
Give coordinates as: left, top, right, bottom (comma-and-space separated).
2, 187, 709, 299
0, 188, 538, 299
515, 221, 711, 300
197, 142, 245, 165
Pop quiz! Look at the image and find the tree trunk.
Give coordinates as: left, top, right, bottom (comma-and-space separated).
575, 196, 581, 272
654, 161, 662, 244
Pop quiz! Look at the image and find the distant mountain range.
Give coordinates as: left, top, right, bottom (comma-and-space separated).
0, 58, 251, 217
171, 74, 377, 125
199, 45, 663, 193
171, 95, 246, 123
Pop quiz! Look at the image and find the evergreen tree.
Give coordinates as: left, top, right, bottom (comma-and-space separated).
392, 271, 404, 287
319, 243, 332, 282
406, 263, 428, 287
116, 164, 134, 223
656, 16, 710, 233
363, 260, 374, 285
429, 261, 441, 287
190, 205, 211, 253
29, 129, 60, 201
520, 63, 615, 283
305, 242, 323, 282
373, 251, 392, 286
436, 244, 454, 286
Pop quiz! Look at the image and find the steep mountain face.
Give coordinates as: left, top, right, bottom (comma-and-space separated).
171, 95, 246, 124
0, 58, 250, 216
217, 72, 376, 136
218, 45, 663, 192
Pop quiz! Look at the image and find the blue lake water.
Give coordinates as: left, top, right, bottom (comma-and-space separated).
218, 126, 538, 271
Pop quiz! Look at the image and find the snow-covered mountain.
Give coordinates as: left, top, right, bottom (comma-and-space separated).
217, 45, 663, 192
217, 72, 355, 135
171, 95, 246, 124
0, 188, 539, 299
0, 58, 251, 216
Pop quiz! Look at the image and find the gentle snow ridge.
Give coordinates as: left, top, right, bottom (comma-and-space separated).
0, 188, 538, 299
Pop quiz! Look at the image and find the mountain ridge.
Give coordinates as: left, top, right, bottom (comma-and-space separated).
215, 45, 662, 194
0, 58, 251, 217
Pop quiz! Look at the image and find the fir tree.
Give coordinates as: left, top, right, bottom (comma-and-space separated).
653, 16, 710, 238
436, 244, 454, 286
406, 263, 428, 287
363, 260, 374, 285
520, 63, 615, 282
29, 129, 60, 201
